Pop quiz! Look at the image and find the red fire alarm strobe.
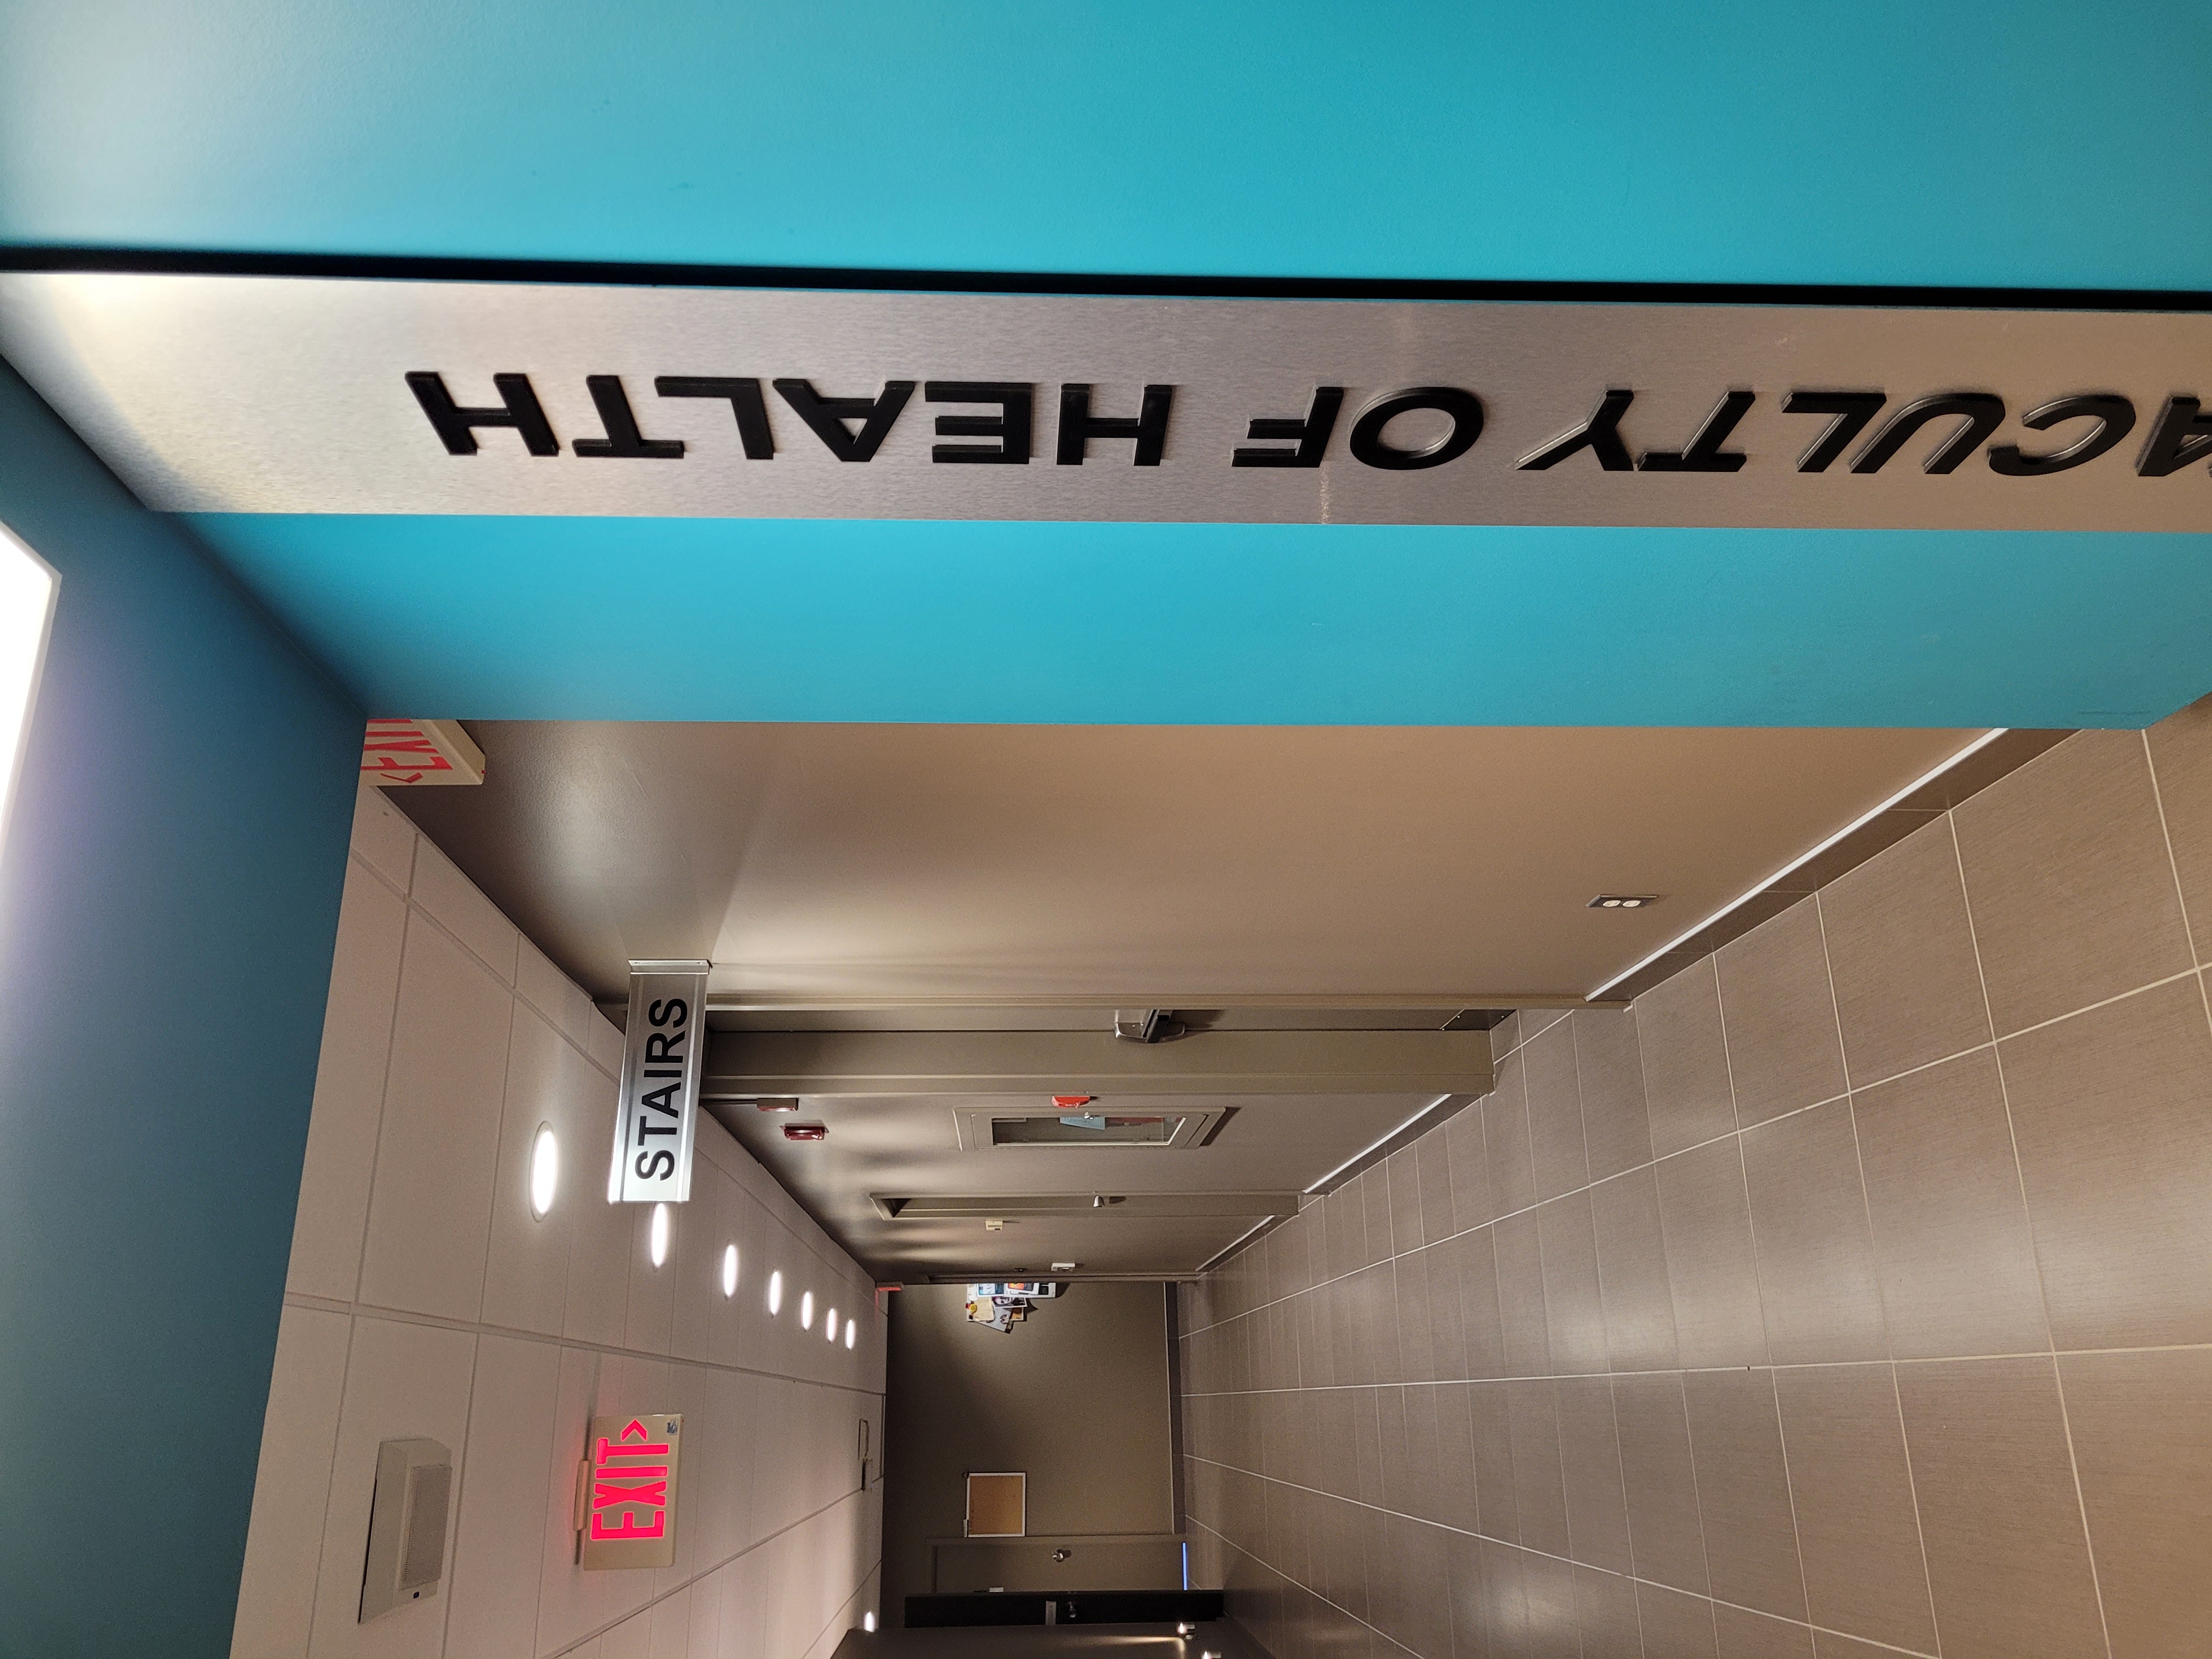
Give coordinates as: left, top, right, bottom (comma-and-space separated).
783, 1124, 827, 1142
1051, 1095, 1096, 1108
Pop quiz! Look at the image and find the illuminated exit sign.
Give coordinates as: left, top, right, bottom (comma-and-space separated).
574, 1413, 683, 1570
360, 717, 484, 786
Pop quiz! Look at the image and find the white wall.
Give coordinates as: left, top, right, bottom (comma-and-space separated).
232, 783, 885, 1659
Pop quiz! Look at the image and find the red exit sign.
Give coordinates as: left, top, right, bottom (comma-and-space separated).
574, 1413, 683, 1571
360, 718, 484, 787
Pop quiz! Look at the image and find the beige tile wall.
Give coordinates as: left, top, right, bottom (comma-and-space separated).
232, 786, 886, 1659
1178, 710, 2212, 1659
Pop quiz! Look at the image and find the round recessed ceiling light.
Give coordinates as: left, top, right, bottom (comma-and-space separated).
721, 1243, 740, 1298
648, 1202, 671, 1268
826, 1309, 839, 1342
863, 1613, 877, 1633
528, 1124, 559, 1219
800, 1290, 815, 1330
845, 1318, 858, 1351
768, 1269, 784, 1314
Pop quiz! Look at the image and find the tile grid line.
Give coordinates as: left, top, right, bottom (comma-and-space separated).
1812, 883, 1937, 1657
1179, 961, 2208, 1345
1520, 1039, 1599, 1598
284, 1291, 887, 1400
358, 826, 864, 1289
357, 839, 620, 1087
334, 840, 877, 1322
1690, 940, 1757, 1644
1949, 787, 2116, 1659
1180, 1334, 2212, 1400
1182, 1456, 1945, 1659
543, 1481, 878, 1658
306, 814, 884, 1658
1188, 736, 2207, 1659
1181, 1513, 1426, 1659
301, 842, 416, 1645
441, 1290, 491, 1656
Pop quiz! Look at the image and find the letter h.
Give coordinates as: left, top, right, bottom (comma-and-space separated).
406, 371, 561, 456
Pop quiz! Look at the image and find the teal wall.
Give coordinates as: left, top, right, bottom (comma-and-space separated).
0, 364, 362, 1656
190, 515, 2212, 730
3, 2, 2208, 288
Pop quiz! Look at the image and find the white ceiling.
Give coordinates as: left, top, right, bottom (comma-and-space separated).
397, 719, 1978, 1277
398, 720, 1975, 1006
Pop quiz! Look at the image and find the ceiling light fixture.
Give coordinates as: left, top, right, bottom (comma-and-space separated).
768, 1269, 784, 1314
846, 1320, 858, 1351
721, 1243, 740, 1298
528, 1124, 559, 1219
648, 1202, 671, 1267
749, 1098, 801, 1112
1587, 894, 1656, 909
784, 1123, 827, 1142
864, 1613, 876, 1633
1586, 726, 2011, 1000
801, 1291, 815, 1330
826, 1308, 839, 1342
1304, 1094, 1454, 1194
0, 520, 57, 865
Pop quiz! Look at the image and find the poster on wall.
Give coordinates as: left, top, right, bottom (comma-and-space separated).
964, 1282, 1060, 1334
575, 1413, 683, 1570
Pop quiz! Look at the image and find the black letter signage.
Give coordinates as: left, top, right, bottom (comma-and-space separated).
573, 376, 685, 459
1347, 387, 1485, 471
2137, 396, 2212, 477
1849, 393, 2006, 474
1782, 391, 1887, 472
928, 382, 1033, 464
1987, 395, 2136, 476
1056, 383, 1173, 465
1232, 387, 1345, 467
656, 376, 776, 459
406, 371, 560, 456
1519, 389, 1636, 471
772, 379, 915, 461
1640, 390, 1756, 472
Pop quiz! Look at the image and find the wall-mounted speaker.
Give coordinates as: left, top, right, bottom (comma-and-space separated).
359, 1437, 453, 1622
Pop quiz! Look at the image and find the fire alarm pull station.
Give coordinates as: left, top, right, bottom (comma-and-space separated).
576, 1413, 684, 1569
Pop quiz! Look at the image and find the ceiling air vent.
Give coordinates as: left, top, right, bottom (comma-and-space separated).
951, 1105, 1226, 1152
870, 1191, 1299, 1221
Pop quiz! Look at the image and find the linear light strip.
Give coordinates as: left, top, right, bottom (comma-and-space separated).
1585, 727, 2011, 1001
1303, 1093, 1455, 1195
1194, 1216, 1279, 1276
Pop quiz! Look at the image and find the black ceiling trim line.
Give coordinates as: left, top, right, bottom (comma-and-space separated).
2, 245, 2211, 313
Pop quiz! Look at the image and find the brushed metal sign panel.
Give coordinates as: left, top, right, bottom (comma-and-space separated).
1, 270, 2208, 529
613, 960, 708, 1203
